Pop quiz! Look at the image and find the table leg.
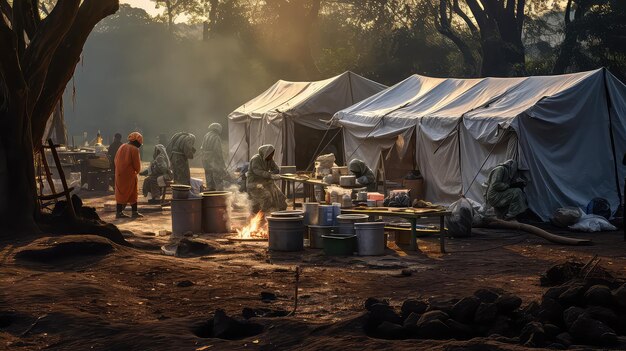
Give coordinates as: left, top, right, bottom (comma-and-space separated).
292, 181, 296, 210
410, 218, 417, 251
439, 215, 446, 253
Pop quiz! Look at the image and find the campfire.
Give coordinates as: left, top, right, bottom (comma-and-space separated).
236, 211, 269, 239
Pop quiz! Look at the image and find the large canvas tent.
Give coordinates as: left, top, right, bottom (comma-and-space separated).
333, 68, 626, 220
228, 72, 386, 170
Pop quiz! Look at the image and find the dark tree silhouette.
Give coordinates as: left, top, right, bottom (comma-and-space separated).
0, 0, 119, 232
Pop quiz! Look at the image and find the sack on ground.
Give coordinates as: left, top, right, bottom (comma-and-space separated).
445, 197, 474, 238
551, 207, 583, 228
569, 214, 617, 232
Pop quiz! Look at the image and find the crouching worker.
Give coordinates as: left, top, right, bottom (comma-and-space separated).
349, 158, 376, 191
246, 145, 287, 213
115, 132, 143, 218
141, 144, 173, 204
484, 159, 528, 220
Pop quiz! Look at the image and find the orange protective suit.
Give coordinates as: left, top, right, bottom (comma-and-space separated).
114, 143, 141, 204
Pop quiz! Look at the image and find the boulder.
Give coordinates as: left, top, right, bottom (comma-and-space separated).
474, 288, 500, 303
495, 294, 522, 314
446, 319, 475, 340
487, 316, 513, 337
369, 303, 402, 325
612, 284, 626, 308
176, 280, 194, 288
426, 298, 457, 315
403, 312, 420, 332
584, 306, 618, 327
555, 332, 572, 347
416, 310, 449, 327
538, 297, 564, 325
375, 321, 409, 340
543, 323, 561, 339
584, 285, 613, 307
451, 296, 481, 323
417, 319, 453, 340
563, 306, 585, 330
474, 303, 498, 324
260, 291, 277, 302
401, 299, 428, 318
558, 284, 586, 307
520, 322, 547, 348
365, 297, 388, 310
523, 301, 541, 317
570, 315, 618, 346
544, 285, 570, 300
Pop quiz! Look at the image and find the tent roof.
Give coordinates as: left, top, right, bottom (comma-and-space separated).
334, 69, 604, 132
228, 71, 387, 121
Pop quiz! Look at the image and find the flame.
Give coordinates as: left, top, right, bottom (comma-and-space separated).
236, 211, 268, 239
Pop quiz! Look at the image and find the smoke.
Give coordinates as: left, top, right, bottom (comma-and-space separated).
224, 184, 251, 231
63, 9, 274, 166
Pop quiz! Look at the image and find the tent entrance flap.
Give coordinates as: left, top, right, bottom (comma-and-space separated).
293, 123, 344, 170
382, 133, 416, 182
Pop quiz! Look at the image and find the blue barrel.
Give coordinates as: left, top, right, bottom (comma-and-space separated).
318, 205, 334, 226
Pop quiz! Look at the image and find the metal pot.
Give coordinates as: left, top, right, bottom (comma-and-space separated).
339, 175, 356, 187
267, 215, 304, 251
271, 210, 304, 217
355, 222, 386, 256
201, 191, 230, 233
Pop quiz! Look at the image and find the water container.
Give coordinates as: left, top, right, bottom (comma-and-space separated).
355, 222, 386, 256
332, 203, 341, 226
342, 194, 352, 208
267, 216, 304, 251
201, 191, 230, 233
336, 214, 369, 235
308, 225, 334, 249
318, 205, 334, 226
303, 203, 319, 226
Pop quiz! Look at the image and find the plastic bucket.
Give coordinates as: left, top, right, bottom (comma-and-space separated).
201, 191, 230, 233
355, 222, 386, 256
322, 234, 356, 256
267, 216, 304, 251
171, 198, 202, 236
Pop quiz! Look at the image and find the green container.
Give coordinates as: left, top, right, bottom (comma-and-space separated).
322, 234, 356, 256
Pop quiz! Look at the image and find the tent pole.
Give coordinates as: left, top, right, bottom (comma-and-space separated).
601, 68, 623, 221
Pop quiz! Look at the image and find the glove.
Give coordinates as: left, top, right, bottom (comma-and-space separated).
271, 174, 281, 180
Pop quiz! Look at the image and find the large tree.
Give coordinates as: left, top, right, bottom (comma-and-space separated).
437, 0, 528, 77
0, 0, 119, 232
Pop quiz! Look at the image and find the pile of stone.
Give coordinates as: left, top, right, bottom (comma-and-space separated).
364, 262, 626, 349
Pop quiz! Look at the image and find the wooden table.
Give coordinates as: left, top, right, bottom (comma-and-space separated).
340, 207, 451, 253
280, 175, 365, 209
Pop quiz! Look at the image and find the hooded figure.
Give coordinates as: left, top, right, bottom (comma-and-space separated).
115, 132, 143, 218
349, 159, 376, 191
246, 144, 287, 213
484, 159, 528, 220
166, 132, 196, 185
201, 123, 226, 190
141, 144, 172, 202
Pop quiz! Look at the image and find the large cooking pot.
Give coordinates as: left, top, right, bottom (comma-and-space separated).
201, 191, 230, 233
267, 215, 304, 251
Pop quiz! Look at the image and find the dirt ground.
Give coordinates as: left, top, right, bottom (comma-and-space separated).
1, 167, 626, 350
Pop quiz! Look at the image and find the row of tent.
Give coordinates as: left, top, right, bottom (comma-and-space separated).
228, 69, 626, 221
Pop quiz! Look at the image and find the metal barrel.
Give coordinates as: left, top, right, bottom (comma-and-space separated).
308, 225, 334, 249
303, 203, 319, 226
355, 222, 386, 256
336, 214, 369, 235
267, 216, 304, 251
201, 191, 231, 233
171, 198, 203, 236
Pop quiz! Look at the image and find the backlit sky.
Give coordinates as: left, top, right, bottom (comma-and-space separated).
121, 0, 161, 17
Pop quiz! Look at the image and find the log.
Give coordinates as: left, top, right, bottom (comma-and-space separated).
485, 218, 592, 246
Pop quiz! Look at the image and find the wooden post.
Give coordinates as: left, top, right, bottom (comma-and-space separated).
47, 139, 75, 219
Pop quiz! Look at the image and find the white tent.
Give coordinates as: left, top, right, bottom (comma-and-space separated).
334, 68, 626, 220
228, 71, 387, 170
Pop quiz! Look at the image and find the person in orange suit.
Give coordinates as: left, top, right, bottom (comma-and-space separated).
114, 132, 144, 219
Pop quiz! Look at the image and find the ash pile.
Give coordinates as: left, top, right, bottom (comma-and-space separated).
364, 259, 626, 348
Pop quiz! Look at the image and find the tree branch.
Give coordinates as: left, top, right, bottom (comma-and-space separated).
0, 0, 11, 23
453, 0, 478, 33
0, 13, 26, 94
437, 0, 478, 75
464, 0, 488, 29
515, 0, 525, 33
31, 0, 119, 147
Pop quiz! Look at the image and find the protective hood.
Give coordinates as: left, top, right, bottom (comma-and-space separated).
501, 159, 518, 181
258, 144, 275, 160
349, 159, 367, 176
209, 123, 222, 134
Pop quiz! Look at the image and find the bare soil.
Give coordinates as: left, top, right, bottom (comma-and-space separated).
1, 168, 625, 350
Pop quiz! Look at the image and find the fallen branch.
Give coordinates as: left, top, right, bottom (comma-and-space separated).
485, 218, 592, 246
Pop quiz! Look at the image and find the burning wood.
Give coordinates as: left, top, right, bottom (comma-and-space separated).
236, 211, 269, 239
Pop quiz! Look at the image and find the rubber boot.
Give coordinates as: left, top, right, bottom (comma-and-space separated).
131, 203, 143, 218
116, 204, 129, 219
